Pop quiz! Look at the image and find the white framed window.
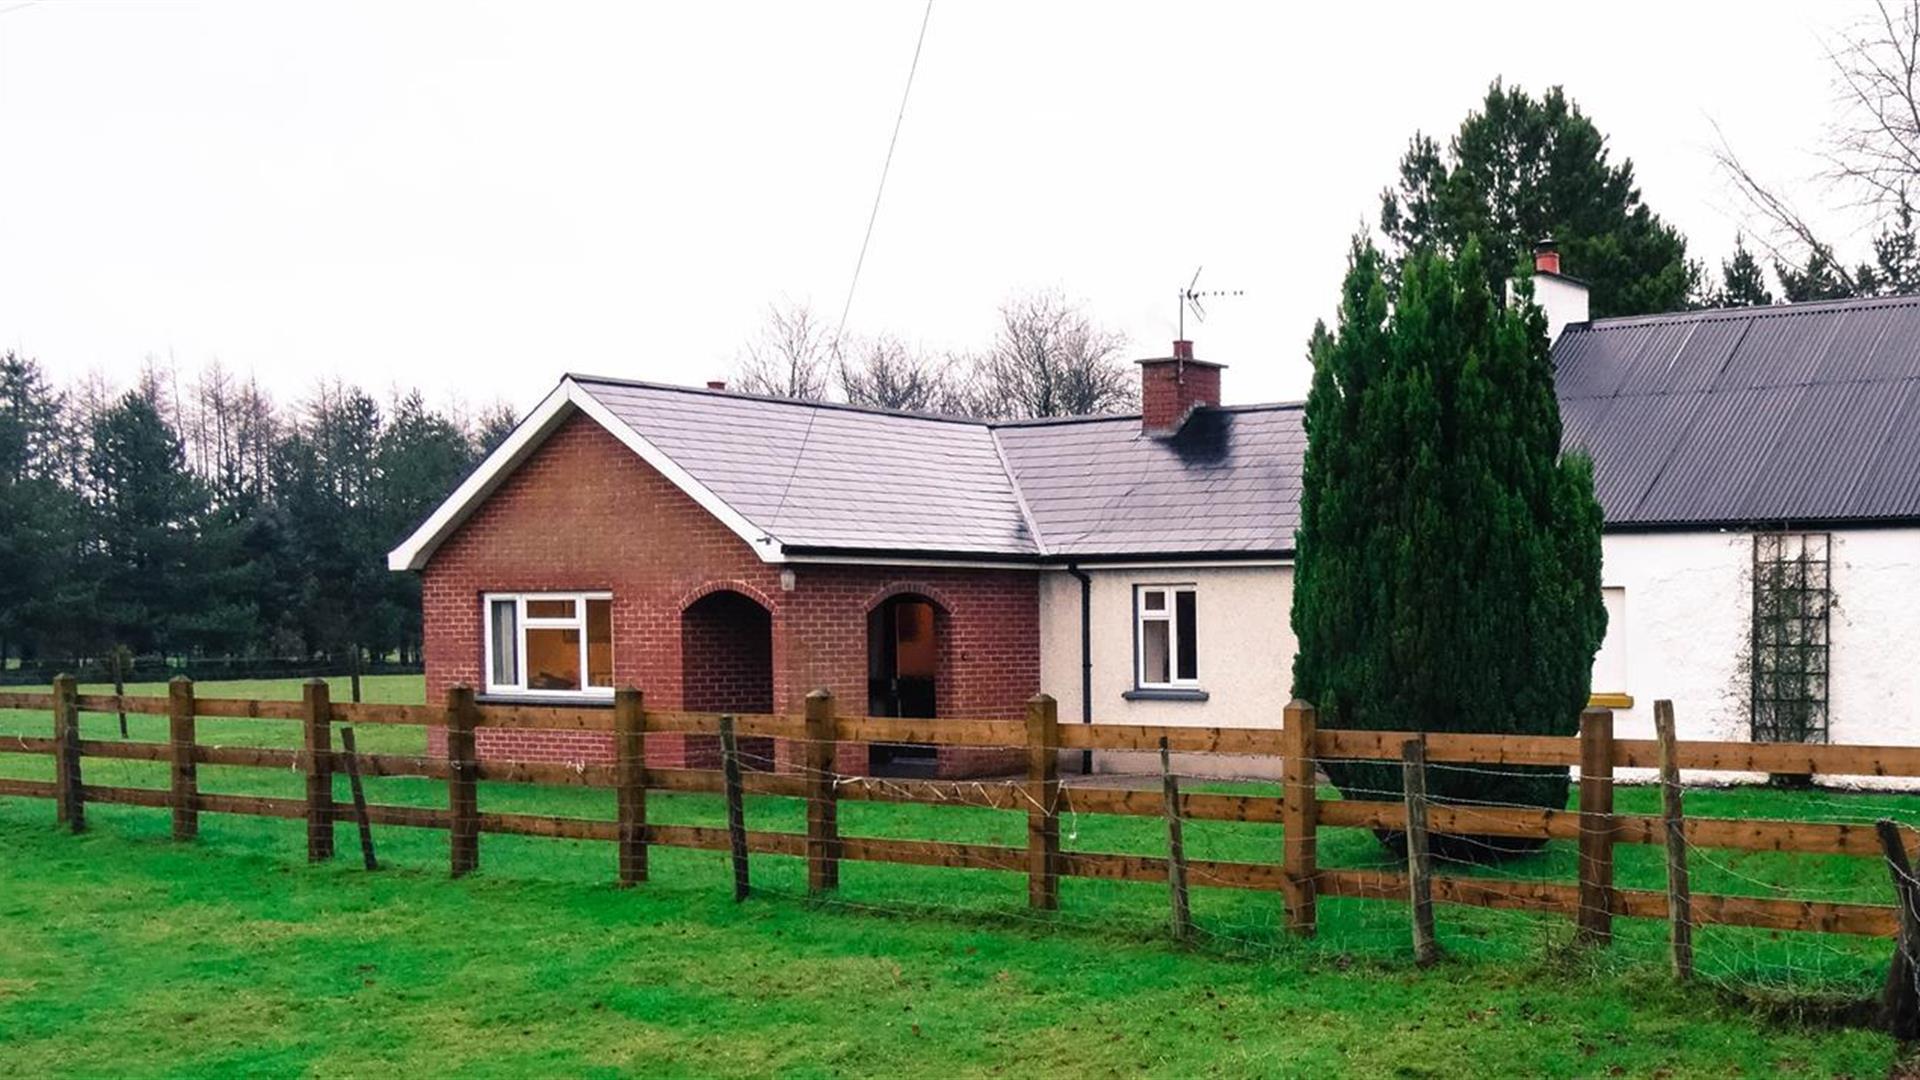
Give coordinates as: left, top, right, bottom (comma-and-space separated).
1590, 586, 1630, 706
1135, 584, 1199, 688
483, 592, 614, 697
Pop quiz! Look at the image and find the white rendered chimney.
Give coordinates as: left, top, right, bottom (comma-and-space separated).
1507, 236, 1589, 342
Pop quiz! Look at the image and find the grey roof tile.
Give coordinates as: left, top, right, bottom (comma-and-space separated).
558, 294, 1919, 565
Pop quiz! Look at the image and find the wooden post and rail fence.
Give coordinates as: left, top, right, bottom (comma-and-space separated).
7, 681, 1920, 965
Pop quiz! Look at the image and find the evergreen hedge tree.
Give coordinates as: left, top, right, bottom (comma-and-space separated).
1290, 239, 1606, 856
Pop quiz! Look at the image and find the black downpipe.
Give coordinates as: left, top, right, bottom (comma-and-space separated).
1068, 563, 1094, 774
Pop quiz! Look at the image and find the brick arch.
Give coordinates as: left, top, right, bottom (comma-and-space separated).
861, 580, 958, 616
678, 578, 779, 615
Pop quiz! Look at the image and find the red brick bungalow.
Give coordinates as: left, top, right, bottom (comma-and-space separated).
387, 344, 1298, 777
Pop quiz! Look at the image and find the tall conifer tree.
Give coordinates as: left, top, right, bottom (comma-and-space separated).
1291, 240, 1606, 851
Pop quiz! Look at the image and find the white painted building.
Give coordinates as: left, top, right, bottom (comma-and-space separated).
1033, 250, 1920, 782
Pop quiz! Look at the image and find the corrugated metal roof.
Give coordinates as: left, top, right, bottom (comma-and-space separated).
554, 292, 1920, 564
1556, 294, 1920, 526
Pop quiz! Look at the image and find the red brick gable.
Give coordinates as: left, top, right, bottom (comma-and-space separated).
418, 410, 1038, 774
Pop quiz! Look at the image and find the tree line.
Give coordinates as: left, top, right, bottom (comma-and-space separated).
731, 289, 1139, 418
0, 354, 514, 671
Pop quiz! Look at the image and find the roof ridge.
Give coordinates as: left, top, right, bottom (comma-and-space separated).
566, 372, 995, 426
987, 400, 1304, 429
987, 427, 1048, 557
1577, 292, 1920, 332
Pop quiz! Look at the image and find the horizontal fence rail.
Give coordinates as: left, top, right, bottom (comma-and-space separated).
1, 681, 1914, 953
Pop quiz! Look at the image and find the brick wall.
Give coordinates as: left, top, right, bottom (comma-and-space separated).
417, 409, 1039, 776
1141, 357, 1222, 433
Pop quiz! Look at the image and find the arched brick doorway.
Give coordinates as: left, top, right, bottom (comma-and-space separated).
681, 589, 774, 769
867, 593, 941, 775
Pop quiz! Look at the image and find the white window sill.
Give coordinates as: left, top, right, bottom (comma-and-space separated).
477, 692, 615, 708
1122, 687, 1210, 703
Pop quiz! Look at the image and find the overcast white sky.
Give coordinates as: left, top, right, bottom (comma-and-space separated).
0, 1, 1872, 416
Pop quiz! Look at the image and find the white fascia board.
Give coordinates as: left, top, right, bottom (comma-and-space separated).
563, 379, 786, 563
385, 378, 786, 572
386, 383, 577, 571
1044, 558, 1293, 571
782, 553, 1042, 571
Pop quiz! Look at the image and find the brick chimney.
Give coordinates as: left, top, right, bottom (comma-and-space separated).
1533, 236, 1561, 276
1138, 340, 1226, 435
706, 380, 728, 391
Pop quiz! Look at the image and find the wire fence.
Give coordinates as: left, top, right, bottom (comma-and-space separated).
1, 684, 1916, 1031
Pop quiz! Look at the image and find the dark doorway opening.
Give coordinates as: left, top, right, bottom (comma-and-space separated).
682, 590, 775, 770
868, 596, 938, 776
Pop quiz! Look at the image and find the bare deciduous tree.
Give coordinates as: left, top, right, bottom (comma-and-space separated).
966, 291, 1135, 420
732, 301, 835, 401
1715, 0, 1920, 298
836, 335, 951, 413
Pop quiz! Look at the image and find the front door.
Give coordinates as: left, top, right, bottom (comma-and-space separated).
868, 597, 937, 773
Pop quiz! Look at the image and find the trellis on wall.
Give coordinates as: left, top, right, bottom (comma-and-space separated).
1750, 532, 1831, 745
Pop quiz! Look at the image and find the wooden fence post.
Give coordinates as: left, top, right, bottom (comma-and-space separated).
1877, 819, 1920, 1040
804, 689, 840, 893
1282, 698, 1318, 937
614, 688, 647, 886
446, 685, 479, 877
302, 678, 334, 862
52, 673, 82, 831
168, 675, 198, 841
719, 714, 749, 902
338, 726, 377, 870
1025, 694, 1061, 911
113, 646, 129, 739
1654, 699, 1693, 980
1577, 706, 1615, 945
1402, 737, 1438, 966
1160, 737, 1193, 944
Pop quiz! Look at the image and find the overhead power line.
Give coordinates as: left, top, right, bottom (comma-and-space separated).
831, 0, 934, 353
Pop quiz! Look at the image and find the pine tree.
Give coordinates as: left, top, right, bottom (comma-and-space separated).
85, 388, 214, 656
1291, 239, 1607, 856
374, 391, 477, 662
0, 354, 86, 663
1381, 81, 1700, 317
1716, 236, 1775, 307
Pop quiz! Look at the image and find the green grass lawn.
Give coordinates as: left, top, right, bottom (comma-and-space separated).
1, 675, 1915, 1076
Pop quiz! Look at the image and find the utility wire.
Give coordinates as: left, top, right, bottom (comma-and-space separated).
766, 0, 934, 538
832, 0, 935, 351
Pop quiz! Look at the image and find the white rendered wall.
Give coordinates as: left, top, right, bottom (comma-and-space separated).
1037, 528, 1919, 784
1039, 564, 1293, 776
1596, 528, 1920, 786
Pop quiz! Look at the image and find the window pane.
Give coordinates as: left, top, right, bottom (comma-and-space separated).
526, 627, 582, 691
489, 600, 518, 687
1142, 620, 1170, 684
527, 598, 576, 620
1175, 590, 1198, 681
586, 598, 613, 688
1142, 589, 1167, 612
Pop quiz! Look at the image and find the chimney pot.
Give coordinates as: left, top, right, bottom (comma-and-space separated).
1172, 339, 1194, 360
1533, 236, 1561, 277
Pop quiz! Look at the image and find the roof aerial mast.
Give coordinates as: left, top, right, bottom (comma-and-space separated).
1178, 266, 1244, 340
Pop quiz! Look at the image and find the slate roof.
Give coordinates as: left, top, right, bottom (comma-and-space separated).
992, 407, 1304, 556
411, 294, 1920, 570
567, 376, 1305, 560
574, 377, 1037, 557
1554, 294, 1920, 526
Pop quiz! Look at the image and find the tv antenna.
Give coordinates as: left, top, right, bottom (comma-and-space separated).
1178, 266, 1244, 340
